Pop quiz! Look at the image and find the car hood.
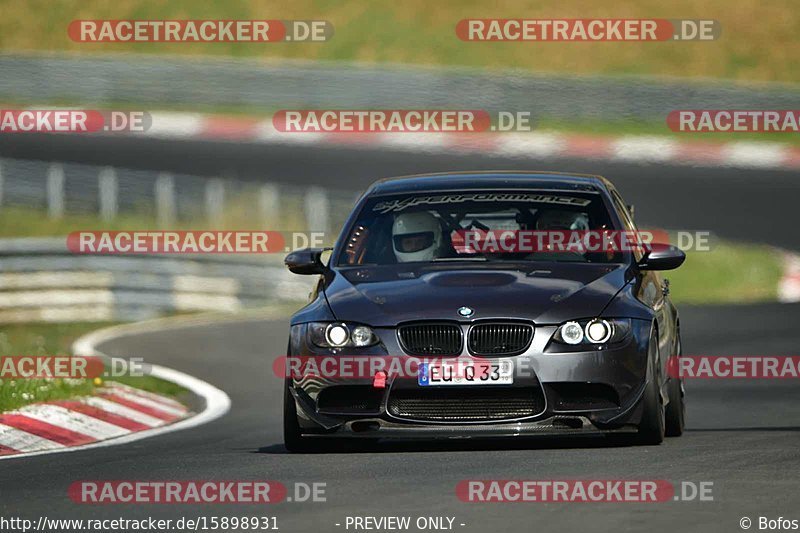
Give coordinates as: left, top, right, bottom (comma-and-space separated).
323, 262, 632, 326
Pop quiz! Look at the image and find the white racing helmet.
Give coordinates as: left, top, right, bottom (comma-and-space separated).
392, 211, 442, 262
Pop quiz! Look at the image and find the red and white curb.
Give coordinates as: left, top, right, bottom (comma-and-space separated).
778, 252, 800, 303
0, 382, 189, 456
138, 111, 800, 171
0, 316, 233, 460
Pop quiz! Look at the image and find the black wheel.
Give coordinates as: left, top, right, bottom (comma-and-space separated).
637, 330, 665, 445
665, 336, 685, 437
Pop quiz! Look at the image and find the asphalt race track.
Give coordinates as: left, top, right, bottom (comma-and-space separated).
1, 137, 799, 532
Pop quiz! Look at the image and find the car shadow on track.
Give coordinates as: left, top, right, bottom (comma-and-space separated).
254, 434, 648, 455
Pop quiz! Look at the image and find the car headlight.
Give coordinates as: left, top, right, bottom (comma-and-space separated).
560, 321, 584, 345
585, 319, 613, 344
309, 322, 379, 349
553, 318, 630, 346
350, 326, 375, 347
325, 323, 350, 347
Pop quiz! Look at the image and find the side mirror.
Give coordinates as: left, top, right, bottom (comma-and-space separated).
638, 243, 685, 271
285, 248, 327, 275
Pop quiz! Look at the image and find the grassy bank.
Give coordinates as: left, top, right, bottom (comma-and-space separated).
0, 198, 310, 238
0, 322, 188, 412
667, 242, 783, 304
1, 0, 799, 83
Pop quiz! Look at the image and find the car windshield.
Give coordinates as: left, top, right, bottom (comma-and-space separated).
337, 190, 632, 266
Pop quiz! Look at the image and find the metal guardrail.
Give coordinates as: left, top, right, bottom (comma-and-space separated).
0, 157, 359, 236
0, 238, 312, 323
2, 53, 800, 121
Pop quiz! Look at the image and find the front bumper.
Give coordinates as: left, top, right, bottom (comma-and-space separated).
286, 319, 652, 439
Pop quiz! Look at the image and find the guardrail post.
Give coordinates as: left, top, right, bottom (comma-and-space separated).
155, 172, 176, 226
259, 183, 280, 226
205, 178, 225, 225
98, 167, 118, 221
47, 163, 65, 219
304, 186, 330, 235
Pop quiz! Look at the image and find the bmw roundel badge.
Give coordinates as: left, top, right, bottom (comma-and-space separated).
457, 306, 474, 317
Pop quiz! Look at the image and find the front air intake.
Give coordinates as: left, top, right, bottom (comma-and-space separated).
388, 387, 544, 422
468, 323, 534, 356
398, 323, 462, 356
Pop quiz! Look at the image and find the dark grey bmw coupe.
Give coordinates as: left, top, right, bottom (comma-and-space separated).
283, 172, 685, 451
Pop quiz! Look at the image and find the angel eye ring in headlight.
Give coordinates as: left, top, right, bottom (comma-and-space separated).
585, 319, 613, 344
561, 321, 584, 345
325, 323, 350, 347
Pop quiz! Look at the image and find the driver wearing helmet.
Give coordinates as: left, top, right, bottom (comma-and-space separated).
534, 209, 592, 257
536, 209, 590, 231
392, 211, 443, 262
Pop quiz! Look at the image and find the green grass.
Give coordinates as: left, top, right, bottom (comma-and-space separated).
0, 200, 309, 238
0, 323, 100, 411
0, 208, 168, 237
0, 322, 188, 412
667, 242, 783, 304
1, 0, 799, 83
110, 374, 189, 398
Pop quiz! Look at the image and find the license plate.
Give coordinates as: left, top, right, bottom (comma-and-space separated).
418, 359, 514, 386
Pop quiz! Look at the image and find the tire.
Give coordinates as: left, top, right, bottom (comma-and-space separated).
283, 379, 326, 453
637, 331, 665, 445
664, 336, 685, 437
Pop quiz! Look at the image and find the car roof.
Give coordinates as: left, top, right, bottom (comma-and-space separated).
366, 171, 614, 196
